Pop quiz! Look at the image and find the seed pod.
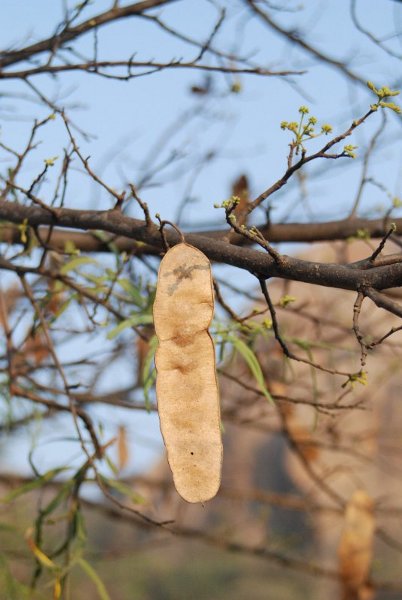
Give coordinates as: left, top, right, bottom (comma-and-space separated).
338, 490, 375, 599
153, 243, 222, 503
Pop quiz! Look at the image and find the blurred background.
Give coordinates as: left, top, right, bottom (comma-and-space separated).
1, 1, 402, 598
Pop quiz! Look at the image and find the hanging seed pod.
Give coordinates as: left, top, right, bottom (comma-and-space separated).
153, 243, 222, 503
338, 490, 375, 600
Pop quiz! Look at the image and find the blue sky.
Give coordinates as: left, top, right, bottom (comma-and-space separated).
2, 0, 401, 223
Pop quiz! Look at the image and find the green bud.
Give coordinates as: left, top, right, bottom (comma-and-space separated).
231, 81, 242, 94
278, 294, 296, 308
321, 124, 333, 134
355, 228, 370, 240
44, 156, 58, 166
379, 101, 401, 113
343, 144, 358, 158
304, 127, 315, 136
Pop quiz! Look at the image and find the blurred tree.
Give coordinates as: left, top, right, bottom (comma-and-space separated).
1, 1, 402, 598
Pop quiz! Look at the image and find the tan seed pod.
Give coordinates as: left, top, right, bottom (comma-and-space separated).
338, 490, 375, 600
153, 243, 222, 503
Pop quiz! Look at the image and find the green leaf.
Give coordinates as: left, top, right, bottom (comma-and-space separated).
90, 230, 120, 256
1, 468, 67, 503
78, 558, 111, 600
144, 369, 156, 412
0, 555, 32, 600
60, 256, 97, 275
50, 296, 75, 321
142, 335, 158, 410
104, 454, 119, 477
293, 338, 311, 351
228, 335, 274, 404
117, 278, 145, 307
73, 508, 87, 544
40, 480, 74, 517
107, 313, 153, 340
99, 475, 145, 505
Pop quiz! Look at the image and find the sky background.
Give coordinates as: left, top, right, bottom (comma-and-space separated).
1, 0, 402, 482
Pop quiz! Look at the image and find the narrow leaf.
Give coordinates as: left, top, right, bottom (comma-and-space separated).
60, 256, 97, 275
107, 313, 153, 340
78, 558, 111, 600
142, 334, 158, 410
117, 279, 145, 307
1, 468, 67, 503
229, 335, 274, 404
99, 475, 145, 505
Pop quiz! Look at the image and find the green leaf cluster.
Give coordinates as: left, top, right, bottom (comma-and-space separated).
215, 320, 274, 404
367, 81, 401, 113
280, 105, 333, 152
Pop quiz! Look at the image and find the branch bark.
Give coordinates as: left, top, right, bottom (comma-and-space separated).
1, 199, 402, 292
0, 0, 177, 69
3, 214, 400, 253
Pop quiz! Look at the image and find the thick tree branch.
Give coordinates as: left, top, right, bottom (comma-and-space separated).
3, 215, 402, 250
1, 199, 402, 292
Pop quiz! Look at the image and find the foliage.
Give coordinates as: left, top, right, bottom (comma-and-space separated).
1, 1, 402, 598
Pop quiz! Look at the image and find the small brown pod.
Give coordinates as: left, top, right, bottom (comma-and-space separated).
153, 243, 222, 503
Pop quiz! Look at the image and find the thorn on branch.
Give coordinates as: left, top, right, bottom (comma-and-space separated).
369, 223, 396, 263
130, 184, 152, 228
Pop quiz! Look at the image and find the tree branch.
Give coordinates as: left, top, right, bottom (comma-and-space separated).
0, 0, 178, 69
2, 199, 402, 292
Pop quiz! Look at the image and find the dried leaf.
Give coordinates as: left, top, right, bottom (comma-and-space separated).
338, 490, 375, 597
20, 330, 49, 366
117, 425, 129, 471
25, 528, 57, 569
154, 243, 222, 503
287, 423, 320, 463
231, 174, 250, 227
